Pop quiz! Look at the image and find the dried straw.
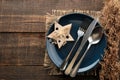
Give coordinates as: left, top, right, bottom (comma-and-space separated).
99, 0, 120, 80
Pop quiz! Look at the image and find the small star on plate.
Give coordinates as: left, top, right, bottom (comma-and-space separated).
47, 22, 74, 48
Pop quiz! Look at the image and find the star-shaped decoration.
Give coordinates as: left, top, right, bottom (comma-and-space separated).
47, 22, 74, 48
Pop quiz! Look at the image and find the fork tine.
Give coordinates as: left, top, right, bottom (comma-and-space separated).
79, 27, 85, 32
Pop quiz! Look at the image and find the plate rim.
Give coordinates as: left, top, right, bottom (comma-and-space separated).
46, 13, 107, 73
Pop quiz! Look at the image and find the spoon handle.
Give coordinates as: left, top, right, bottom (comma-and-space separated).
70, 44, 91, 77
60, 37, 79, 70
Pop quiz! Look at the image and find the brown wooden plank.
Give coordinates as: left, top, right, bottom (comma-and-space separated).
0, 0, 103, 15
0, 0, 103, 32
0, 66, 98, 80
0, 15, 45, 32
0, 66, 47, 80
0, 33, 45, 65
0, 0, 104, 79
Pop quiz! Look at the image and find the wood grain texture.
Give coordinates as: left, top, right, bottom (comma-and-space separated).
0, 0, 104, 79
0, 33, 45, 65
0, 0, 103, 15
0, 15, 45, 32
0, 66, 99, 80
0, 0, 103, 32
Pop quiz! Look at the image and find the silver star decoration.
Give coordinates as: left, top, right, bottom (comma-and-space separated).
47, 22, 74, 48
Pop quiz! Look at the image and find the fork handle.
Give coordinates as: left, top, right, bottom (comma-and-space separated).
60, 37, 79, 70
65, 40, 85, 75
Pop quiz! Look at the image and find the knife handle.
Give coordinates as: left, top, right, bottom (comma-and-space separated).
70, 44, 91, 77
64, 41, 85, 75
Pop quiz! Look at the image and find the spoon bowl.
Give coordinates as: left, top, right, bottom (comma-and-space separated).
88, 27, 103, 44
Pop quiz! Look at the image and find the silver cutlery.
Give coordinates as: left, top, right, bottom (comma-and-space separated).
70, 27, 103, 77
60, 27, 84, 71
65, 18, 98, 75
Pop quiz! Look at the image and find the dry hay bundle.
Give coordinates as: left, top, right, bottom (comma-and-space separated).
100, 0, 120, 80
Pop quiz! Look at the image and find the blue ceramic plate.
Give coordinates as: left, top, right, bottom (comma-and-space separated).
46, 13, 107, 73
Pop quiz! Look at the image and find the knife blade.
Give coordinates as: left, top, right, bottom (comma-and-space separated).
65, 18, 98, 75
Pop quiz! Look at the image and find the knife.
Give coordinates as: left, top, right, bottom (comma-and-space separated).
65, 18, 98, 75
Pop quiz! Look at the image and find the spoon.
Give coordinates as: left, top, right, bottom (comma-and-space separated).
70, 27, 103, 77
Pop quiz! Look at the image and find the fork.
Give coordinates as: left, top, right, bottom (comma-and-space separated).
60, 27, 85, 71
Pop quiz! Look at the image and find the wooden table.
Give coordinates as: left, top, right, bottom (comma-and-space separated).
0, 0, 103, 80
